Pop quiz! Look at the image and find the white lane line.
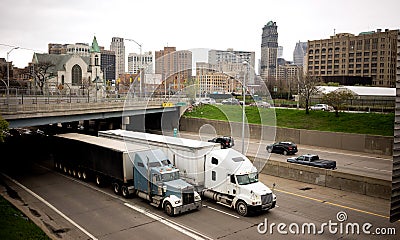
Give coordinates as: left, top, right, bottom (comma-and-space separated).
364, 166, 392, 173
1, 173, 98, 240
124, 203, 212, 240
299, 147, 392, 161
203, 205, 240, 219
40, 165, 213, 240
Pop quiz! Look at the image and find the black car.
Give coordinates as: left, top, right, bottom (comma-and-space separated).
266, 141, 298, 155
208, 136, 234, 149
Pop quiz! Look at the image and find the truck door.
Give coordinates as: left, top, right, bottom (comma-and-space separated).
226, 174, 238, 196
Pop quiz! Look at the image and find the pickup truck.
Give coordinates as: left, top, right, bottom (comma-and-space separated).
287, 154, 336, 169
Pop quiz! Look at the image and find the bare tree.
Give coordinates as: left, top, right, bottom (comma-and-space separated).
322, 89, 354, 117
26, 62, 55, 95
297, 73, 322, 114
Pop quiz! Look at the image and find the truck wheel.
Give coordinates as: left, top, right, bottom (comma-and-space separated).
82, 171, 88, 181
267, 148, 272, 153
77, 171, 82, 179
283, 150, 288, 156
113, 182, 120, 195
164, 202, 174, 217
72, 169, 77, 178
236, 200, 248, 216
95, 175, 103, 187
121, 186, 130, 198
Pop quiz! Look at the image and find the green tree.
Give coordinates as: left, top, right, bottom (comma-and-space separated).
0, 115, 9, 142
322, 89, 354, 117
297, 73, 322, 114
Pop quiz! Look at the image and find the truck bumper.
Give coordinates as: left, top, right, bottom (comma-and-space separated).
249, 200, 276, 212
173, 201, 202, 215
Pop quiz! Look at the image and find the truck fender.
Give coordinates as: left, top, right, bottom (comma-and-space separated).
162, 195, 182, 208
232, 195, 251, 209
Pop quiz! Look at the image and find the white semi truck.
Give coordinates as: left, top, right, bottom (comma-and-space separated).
98, 129, 276, 216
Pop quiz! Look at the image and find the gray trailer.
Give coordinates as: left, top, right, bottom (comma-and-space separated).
53, 133, 201, 216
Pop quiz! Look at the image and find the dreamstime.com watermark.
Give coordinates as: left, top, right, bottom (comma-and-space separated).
257, 211, 396, 236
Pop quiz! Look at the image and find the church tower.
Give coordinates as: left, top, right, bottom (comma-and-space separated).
90, 36, 103, 85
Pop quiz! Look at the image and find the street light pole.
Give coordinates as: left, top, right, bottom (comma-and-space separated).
6, 46, 19, 102
125, 39, 143, 98
241, 61, 248, 154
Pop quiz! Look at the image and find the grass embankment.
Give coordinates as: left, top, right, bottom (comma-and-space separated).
183, 105, 394, 136
0, 195, 50, 240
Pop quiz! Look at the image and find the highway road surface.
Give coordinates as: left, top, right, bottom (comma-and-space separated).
1, 156, 398, 240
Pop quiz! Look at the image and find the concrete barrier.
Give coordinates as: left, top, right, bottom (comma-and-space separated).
251, 157, 392, 200
179, 117, 393, 156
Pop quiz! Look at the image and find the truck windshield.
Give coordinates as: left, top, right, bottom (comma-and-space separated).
236, 172, 258, 185
161, 171, 179, 182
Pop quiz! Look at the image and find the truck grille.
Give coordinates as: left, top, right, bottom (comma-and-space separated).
182, 188, 195, 205
261, 193, 273, 205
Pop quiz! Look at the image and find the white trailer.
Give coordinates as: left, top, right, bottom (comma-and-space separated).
99, 129, 276, 216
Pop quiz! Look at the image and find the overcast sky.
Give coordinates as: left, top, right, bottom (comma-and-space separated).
1, 0, 399, 69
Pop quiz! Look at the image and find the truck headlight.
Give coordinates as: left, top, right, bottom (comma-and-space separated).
195, 195, 201, 201
175, 200, 181, 204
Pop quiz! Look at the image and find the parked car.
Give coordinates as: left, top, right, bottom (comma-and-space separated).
193, 98, 216, 106
266, 142, 298, 155
208, 136, 234, 149
221, 98, 240, 105
310, 104, 333, 111
287, 154, 337, 169
250, 101, 271, 108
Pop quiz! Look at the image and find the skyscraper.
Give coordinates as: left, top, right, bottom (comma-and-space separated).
260, 21, 278, 82
293, 41, 307, 66
110, 37, 125, 80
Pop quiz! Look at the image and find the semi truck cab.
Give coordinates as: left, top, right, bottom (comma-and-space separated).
203, 149, 276, 216
133, 149, 202, 216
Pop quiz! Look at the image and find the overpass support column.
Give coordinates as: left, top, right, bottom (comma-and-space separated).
122, 116, 130, 130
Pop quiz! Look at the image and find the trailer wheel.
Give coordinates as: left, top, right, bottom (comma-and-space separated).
121, 186, 130, 198
82, 171, 88, 181
77, 171, 82, 179
72, 169, 77, 178
95, 175, 103, 187
236, 200, 248, 216
113, 182, 120, 195
164, 202, 174, 217
54, 162, 59, 170
63, 166, 68, 174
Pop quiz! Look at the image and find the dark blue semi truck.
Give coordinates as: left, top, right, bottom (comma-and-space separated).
53, 133, 201, 216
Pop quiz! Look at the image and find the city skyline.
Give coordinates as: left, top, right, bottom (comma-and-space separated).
1, 0, 399, 69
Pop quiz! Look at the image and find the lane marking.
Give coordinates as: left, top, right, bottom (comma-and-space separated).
39, 165, 213, 240
203, 205, 240, 219
364, 166, 392, 173
1, 173, 98, 240
274, 188, 389, 219
124, 203, 212, 240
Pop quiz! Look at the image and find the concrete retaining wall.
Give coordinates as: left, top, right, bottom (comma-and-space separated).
255, 157, 392, 200
179, 117, 393, 156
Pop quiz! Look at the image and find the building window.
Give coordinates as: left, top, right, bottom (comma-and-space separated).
212, 171, 216, 181
61, 75, 64, 85
72, 64, 82, 86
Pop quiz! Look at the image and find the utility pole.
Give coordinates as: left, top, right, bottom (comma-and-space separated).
126, 39, 143, 98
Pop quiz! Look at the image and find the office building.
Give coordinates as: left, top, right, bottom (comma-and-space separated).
260, 21, 278, 82
305, 29, 399, 87
293, 41, 308, 66
155, 46, 192, 93
128, 51, 153, 74
110, 37, 125, 81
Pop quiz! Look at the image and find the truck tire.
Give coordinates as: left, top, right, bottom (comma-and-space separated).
82, 171, 88, 181
283, 150, 288, 156
95, 175, 103, 187
236, 200, 248, 216
77, 171, 82, 179
164, 202, 174, 217
113, 182, 120, 195
267, 148, 272, 153
121, 186, 130, 198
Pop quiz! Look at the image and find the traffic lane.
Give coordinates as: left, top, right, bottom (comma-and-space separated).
5, 163, 194, 240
